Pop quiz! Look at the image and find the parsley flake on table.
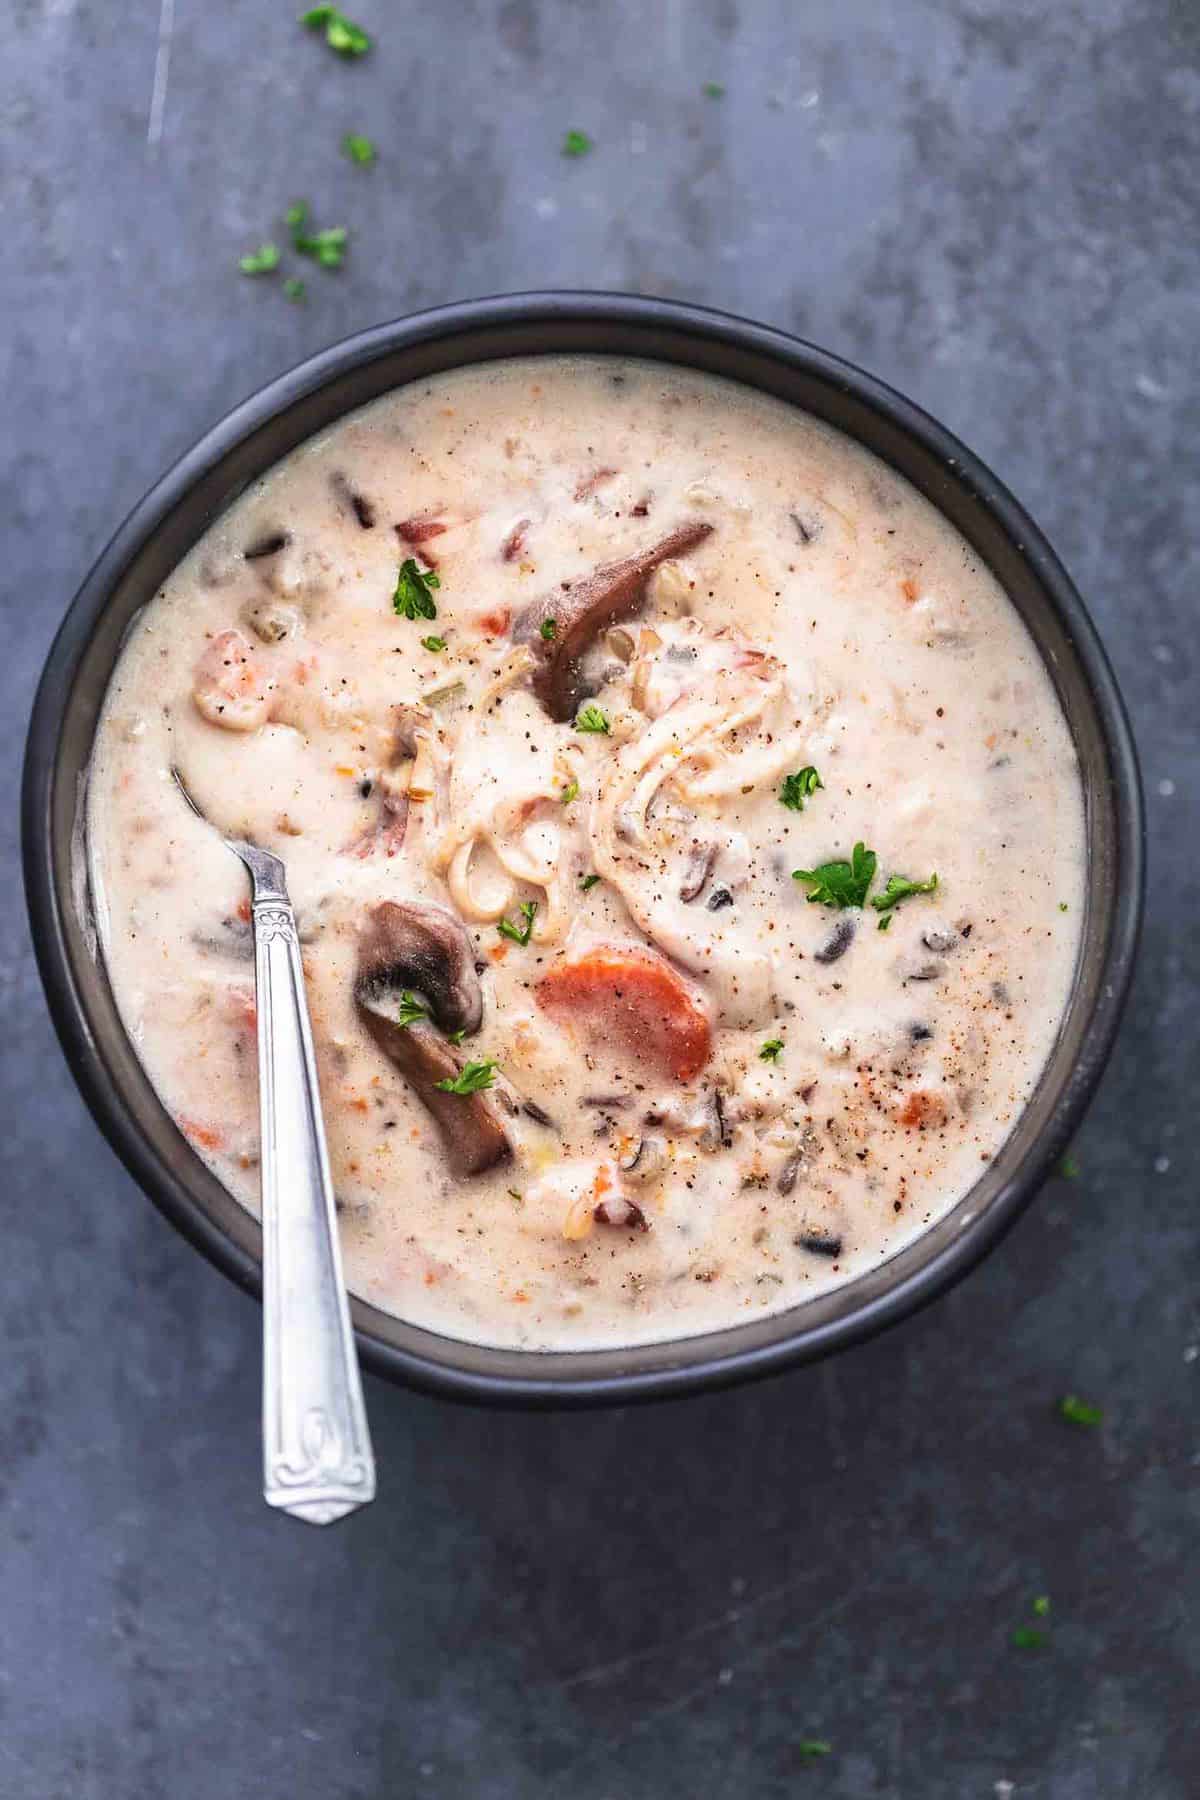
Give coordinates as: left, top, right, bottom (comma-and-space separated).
286, 202, 349, 268
759, 1039, 784, 1063
342, 132, 376, 165
393, 990, 429, 1028
300, 6, 371, 56
793, 841, 876, 908
497, 900, 537, 946
540, 617, 558, 641
1011, 1592, 1052, 1648
436, 1060, 498, 1096
575, 703, 610, 734
1058, 1153, 1080, 1180
421, 635, 447, 652
283, 277, 307, 303
393, 558, 440, 620
562, 129, 593, 157
702, 81, 726, 98
870, 871, 939, 914
1058, 1393, 1103, 1427
239, 243, 281, 275
561, 778, 580, 805
779, 765, 823, 811
797, 1740, 831, 1760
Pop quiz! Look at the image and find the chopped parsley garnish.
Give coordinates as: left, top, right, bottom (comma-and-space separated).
342, 132, 376, 165
797, 1740, 831, 1760
283, 277, 307, 303
421, 635, 447, 652
561, 778, 580, 805
1032, 1595, 1051, 1617
1059, 901, 1069, 912
239, 243, 281, 275
1058, 1153, 1080, 1180
1058, 1393, 1102, 1427
286, 202, 349, 268
507, 1188, 524, 1206
870, 871, 939, 914
497, 900, 537, 946
393, 990, 429, 1028
300, 6, 371, 56
540, 617, 558, 641
393, 557, 441, 620
793, 841, 876, 909
436, 1059, 498, 1095
780, 765, 823, 811
877, 913, 893, 932
579, 873, 601, 892
702, 81, 726, 98
759, 1039, 784, 1063
1012, 1626, 1048, 1650
562, 128, 593, 157
447, 1027, 467, 1046
575, 703, 610, 734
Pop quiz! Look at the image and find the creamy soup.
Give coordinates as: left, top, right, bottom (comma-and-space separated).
88, 357, 1084, 1350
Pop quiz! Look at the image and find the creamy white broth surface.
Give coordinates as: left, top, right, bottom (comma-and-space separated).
88, 357, 1084, 1349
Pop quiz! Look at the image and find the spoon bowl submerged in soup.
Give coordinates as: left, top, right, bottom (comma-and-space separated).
87, 356, 1084, 1351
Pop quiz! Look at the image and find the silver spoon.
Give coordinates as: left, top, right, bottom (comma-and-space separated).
173, 768, 375, 1525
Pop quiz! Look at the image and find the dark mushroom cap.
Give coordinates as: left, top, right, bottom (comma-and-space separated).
512, 520, 714, 721
354, 903, 509, 1177
355, 900, 482, 1035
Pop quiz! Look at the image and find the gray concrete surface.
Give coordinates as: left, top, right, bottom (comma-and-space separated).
3, 1, 1197, 1794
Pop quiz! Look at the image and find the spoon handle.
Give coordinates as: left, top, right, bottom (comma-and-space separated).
249, 874, 375, 1526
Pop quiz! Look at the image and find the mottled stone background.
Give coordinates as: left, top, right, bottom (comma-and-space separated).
2, 1, 1196, 1795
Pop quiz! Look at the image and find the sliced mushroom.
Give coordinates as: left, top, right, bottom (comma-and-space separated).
330, 472, 376, 530
921, 920, 959, 953
903, 957, 945, 983
697, 1086, 732, 1152
243, 530, 290, 561
618, 1136, 665, 1183
512, 521, 715, 721
357, 901, 483, 1034
679, 841, 717, 903
594, 1195, 649, 1231
776, 1153, 802, 1196
814, 916, 856, 964
521, 1099, 558, 1130
354, 902, 510, 1175
795, 1229, 843, 1258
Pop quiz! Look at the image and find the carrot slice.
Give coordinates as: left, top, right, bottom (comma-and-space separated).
180, 1118, 224, 1151
536, 945, 711, 1082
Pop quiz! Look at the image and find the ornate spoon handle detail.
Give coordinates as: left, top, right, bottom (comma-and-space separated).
244, 848, 375, 1526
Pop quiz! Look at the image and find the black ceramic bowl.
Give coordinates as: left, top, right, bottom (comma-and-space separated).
23, 293, 1143, 1406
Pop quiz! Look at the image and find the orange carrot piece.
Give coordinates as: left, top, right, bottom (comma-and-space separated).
181, 1118, 224, 1151
476, 604, 512, 637
536, 945, 711, 1082
896, 1090, 949, 1130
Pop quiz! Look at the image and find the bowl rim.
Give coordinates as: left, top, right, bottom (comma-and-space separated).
22, 290, 1145, 1407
